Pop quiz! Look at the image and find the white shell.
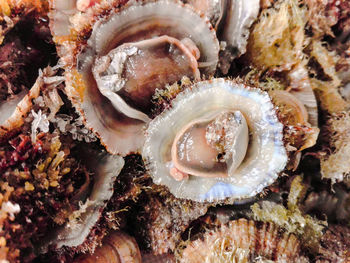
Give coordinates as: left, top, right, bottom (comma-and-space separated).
143, 79, 287, 202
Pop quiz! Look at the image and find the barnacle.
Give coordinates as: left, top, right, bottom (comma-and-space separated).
247, 0, 307, 72
309, 41, 349, 113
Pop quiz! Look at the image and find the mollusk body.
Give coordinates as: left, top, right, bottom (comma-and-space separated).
143, 78, 287, 202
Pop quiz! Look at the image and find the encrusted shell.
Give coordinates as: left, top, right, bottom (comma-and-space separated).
38, 152, 124, 253
179, 219, 307, 263
143, 78, 287, 202
63, 0, 219, 155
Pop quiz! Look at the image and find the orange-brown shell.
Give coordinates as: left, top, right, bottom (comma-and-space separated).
180, 218, 307, 263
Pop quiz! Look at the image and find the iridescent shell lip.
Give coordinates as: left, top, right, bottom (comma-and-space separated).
142, 78, 287, 203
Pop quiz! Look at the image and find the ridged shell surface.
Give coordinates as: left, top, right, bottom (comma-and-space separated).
180, 219, 306, 263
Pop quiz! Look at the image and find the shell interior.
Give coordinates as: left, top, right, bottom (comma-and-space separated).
92, 35, 200, 120
170, 110, 249, 179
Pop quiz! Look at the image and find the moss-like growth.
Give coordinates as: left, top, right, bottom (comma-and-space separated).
247, 0, 307, 71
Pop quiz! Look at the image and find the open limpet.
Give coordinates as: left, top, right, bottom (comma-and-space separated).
64, 0, 219, 155
143, 78, 287, 202
92, 35, 201, 122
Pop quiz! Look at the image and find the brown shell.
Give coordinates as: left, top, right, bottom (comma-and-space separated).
75, 231, 141, 263
180, 218, 307, 263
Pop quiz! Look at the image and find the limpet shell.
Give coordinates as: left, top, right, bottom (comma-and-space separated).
143, 78, 287, 202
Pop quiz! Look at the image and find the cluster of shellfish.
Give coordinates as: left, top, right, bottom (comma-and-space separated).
0, 0, 349, 262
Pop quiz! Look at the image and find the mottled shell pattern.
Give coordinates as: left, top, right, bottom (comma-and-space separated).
143, 79, 287, 202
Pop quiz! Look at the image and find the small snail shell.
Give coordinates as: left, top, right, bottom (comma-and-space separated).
75, 231, 141, 263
